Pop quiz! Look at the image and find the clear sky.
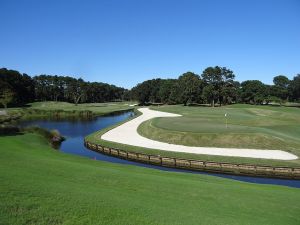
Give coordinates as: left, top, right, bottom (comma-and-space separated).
0, 0, 299, 89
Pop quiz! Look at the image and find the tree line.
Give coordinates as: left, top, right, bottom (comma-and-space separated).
0, 67, 299, 108
0, 68, 128, 108
130, 66, 300, 106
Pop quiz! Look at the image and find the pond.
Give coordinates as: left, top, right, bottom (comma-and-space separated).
19, 111, 300, 189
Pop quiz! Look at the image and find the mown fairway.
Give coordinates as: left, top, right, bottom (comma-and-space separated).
1, 133, 300, 225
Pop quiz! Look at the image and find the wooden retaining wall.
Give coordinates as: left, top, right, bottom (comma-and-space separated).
84, 140, 300, 180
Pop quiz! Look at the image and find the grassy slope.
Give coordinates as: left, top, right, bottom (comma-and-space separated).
3, 101, 136, 120
1, 133, 300, 225
27, 101, 135, 115
87, 105, 300, 167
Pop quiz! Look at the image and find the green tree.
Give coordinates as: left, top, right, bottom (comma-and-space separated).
289, 74, 300, 102
70, 78, 87, 105
202, 85, 217, 106
177, 72, 203, 106
272, 75, 290, 101
201, 66, 235, 107
0, 87, 14, 108
131, 81, 151, 105
0, 68, 34, 105
168, 81, 181, 104
241, 80, 267, 104
158, 79, 177, 104
273, 75, 290, 88
220, 82, 239, 105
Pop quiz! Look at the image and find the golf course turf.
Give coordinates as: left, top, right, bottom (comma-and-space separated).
101, 107, 297, 160
140, 104, 300, 151
87, 104, 300, 167
1, 133, 300, 225
1, 102, 300, 224
2, 101, 135, 122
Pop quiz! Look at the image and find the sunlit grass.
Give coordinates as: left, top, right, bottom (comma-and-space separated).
87, 104, 300, 167
1, 133, 300, 225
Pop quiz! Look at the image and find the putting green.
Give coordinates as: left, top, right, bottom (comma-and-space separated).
138, 105, 300, 151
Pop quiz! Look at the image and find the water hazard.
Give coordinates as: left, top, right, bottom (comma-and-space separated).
19, 111, 300, 189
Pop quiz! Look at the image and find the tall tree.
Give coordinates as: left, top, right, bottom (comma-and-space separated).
241, 80, 267, 104
272, 75, 290, 101
0, 83, 14, 108
202, 85, 217, 106
289, 74, 300, 102
177, 72, 203, 106
158, 79, 177, 104
69, 78, 86, 105
201, 66, 235, 106
0, 68, 34, 105
220, 81, 240, 105
273, 75, 290, 88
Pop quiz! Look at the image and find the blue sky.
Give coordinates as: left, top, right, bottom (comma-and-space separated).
0, 0, 299, 88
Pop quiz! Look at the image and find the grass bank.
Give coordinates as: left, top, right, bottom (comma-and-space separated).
1, 133, 300, 225
1, 101, 136, 122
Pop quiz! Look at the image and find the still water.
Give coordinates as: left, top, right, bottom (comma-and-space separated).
19, 111, 300, 189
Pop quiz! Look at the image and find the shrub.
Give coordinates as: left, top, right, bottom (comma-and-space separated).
23, 126, 65, 149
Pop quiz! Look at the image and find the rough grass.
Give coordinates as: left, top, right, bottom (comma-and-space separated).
1, 133, 300, 225
27, 101, 136, 115
2, 101, 136, 120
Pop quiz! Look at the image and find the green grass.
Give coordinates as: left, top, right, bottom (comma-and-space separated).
140, 104, 300, 150
1, 133, 300, 225
87, 104, 300, 167
27, 101, 136, 115
1, 101, 136, 121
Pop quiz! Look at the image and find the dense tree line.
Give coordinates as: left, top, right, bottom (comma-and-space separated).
33, 75, 127, 104
0, 68, 128, 108
1, 67, 299, 108
130, 66, 300, 106
0, 68, 35, 107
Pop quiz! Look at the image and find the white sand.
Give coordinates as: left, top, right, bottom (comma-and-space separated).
101, 108, 298, 160
0, 110, 7, 116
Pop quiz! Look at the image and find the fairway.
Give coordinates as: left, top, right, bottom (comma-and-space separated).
1, 133, 300, 225
1, 1, 300, 224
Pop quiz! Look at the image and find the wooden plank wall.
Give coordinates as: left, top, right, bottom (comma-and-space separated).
84, 140, 300, 180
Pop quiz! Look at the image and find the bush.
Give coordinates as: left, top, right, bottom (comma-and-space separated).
23, 126, 52, 139
23, 126, 65, 148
